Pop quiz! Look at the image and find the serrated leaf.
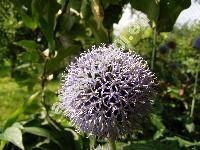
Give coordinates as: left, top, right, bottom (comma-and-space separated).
3, 126, 24, 150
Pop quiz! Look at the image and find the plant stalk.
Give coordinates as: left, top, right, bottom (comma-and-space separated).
108, 139, 116, 150
190, 55, 200, 118
40, 59, 61, 131
151, 27, 157, 71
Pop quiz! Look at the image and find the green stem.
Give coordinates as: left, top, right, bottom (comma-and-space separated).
151, 27, 157, 71
108, 139, 116, 150
190, 55, 200, 118
41, 59, 48, 113
41, 60, 61, 131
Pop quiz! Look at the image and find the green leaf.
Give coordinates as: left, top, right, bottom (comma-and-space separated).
91, 0, 104, 29
3, 126, 24, 150
47, 45, 81, 73
185, 122, 195, 133
88, 136, 96, 149
38, 17, 55, 50
80, 0, 91, 19
58, 13, 76, 34
123, 140, 180, 150
23, 127, 62, 149
0, 140, 7, 150
130, 0, 191, 32
103, 4, 123, 29
14, 40, 38, 51
0, 134, 3, 140
116, 142, 129, 150
64, 128, 79, 141
31, 0, 60, 50
151, 114, 166, 140
87, 17, 109, 43
157, 0, 191, 32
15, 63, 31, 70
130, 0, 159, 23
20, 12, 37, 30
31, 0, 46, 22
164, 136, 200, 147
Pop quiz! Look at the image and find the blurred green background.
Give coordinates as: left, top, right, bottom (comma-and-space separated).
0, 0, 200, 149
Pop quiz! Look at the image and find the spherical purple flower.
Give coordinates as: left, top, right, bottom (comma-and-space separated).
193, 37, 200, 51
166, 40, 176, 49
58, 44, 156, 139
159, 45, 169, 54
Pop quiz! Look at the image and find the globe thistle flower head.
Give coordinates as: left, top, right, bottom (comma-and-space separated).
193, 37, 200, 51
159, 45, 169, 54
58, 44, 156, 140
166, 40, 176, 49
169, 62, 179, 70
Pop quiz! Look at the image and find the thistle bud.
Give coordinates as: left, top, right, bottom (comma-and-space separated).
159, 45, 169, 54
166, 40, 176, 49
193, 37, 200, 51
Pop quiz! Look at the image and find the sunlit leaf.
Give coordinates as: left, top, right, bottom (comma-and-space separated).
20, 12, 37, 30
3, 126, 24, 150
151, 114, 166, 140
165, 136, 200, 147
185, 122, 195, 133
14, 40, 38, 51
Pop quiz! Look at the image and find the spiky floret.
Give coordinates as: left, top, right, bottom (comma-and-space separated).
193, 37, 200, 51
58, 44, 156, 139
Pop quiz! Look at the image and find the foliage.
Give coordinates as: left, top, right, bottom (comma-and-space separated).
0, 0, 200, 149
130, 0, 191, 31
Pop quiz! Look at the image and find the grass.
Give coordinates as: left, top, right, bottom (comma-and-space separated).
0, 63, 59, 127
0, 76, 29, 126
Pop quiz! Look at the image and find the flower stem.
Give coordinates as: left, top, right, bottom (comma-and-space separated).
190, 55, 200, 118
41, 59, 61, 131
151, 27, 157, 71
108, 139, 116, 150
